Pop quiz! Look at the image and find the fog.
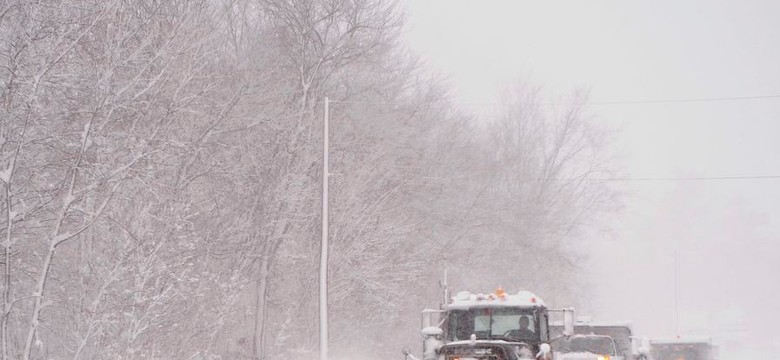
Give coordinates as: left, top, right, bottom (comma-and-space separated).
1, 1, 778, 359
404, 0, 780, 358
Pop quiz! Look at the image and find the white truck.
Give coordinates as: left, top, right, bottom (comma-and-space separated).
553, 334, 623, 360
404, 288, 575, 360
550, 320, 635, 360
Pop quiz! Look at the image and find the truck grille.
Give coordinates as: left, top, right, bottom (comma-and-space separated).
446, 355, 501, 360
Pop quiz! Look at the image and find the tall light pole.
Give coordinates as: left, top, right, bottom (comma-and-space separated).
674, 249, 679, 337
320, 97, 330, 360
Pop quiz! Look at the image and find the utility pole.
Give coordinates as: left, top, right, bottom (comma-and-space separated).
442, 257, 449, 309
674, 250, 679, 337
320, 97, 330, 360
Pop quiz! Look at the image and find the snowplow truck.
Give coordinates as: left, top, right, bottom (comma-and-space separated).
404, 288, 574, 360
649, 337, 715, 360
553, 334, 624, 360
549, 320, 634, 360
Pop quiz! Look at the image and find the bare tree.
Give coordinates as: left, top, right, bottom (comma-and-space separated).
0, 1, 618, 358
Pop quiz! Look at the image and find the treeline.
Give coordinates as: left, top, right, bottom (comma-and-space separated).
0, 0, 615, 359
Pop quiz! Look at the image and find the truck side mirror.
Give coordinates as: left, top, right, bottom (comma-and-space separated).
563, 308, 575, 337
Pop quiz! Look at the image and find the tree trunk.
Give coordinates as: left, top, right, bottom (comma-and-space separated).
252, 254, 271, 360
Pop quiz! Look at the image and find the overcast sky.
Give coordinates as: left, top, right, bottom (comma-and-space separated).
401, 1, 780, 357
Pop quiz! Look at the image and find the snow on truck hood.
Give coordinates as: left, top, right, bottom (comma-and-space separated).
446, 339, 515, 346
446, 290, 547, 310
556, 352, 623, 360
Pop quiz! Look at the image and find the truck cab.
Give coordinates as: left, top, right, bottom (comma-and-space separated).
649, 338, 715, 360
549, 320, 634, 360
410, 288, 573, 360
554, 334, 622, 360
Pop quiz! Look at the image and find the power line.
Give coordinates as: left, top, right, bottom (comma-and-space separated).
587, 94, 780, 105
579, 175, 780, 182
328, 94, 780, 107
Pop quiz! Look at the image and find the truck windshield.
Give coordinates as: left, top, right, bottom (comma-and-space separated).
448, 308, 538, 342
556, 336, 617, 356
